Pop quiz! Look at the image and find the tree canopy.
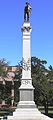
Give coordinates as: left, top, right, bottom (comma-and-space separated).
31, 56, 53, 114
0, 58, 8, 77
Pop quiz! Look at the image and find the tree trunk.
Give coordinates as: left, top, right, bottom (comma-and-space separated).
11, 81, 14, 106
44, 101, 48, 115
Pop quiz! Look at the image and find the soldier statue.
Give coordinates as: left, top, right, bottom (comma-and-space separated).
24, 2, 32, 22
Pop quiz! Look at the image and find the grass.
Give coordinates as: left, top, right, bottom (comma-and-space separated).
0, 107, 15, 116
38, 106, 53, 118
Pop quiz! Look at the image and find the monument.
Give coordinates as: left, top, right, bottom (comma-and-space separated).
8, 2, 52, 120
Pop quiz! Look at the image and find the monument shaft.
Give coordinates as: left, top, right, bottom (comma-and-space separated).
22, 23, 31, 79
19, 22, 34, 104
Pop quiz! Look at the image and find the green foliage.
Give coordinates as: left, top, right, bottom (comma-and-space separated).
31, 56, 53, 114
0, 59, 10, 104
0, 58, 8, 77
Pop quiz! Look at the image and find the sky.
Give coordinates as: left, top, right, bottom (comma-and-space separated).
0, 0, 53, 67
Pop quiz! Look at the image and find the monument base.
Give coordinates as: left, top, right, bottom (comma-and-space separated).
8, 107, 52, 120
8, 81, 52, 120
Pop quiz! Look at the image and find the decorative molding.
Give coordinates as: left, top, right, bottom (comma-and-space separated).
22, 58, 31, 71
21, 26, 31, 32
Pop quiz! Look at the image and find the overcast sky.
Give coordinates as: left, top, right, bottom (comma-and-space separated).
0, 0, 53, 67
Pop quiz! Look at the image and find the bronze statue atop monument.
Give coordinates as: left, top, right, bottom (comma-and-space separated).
24, 2, 32, 22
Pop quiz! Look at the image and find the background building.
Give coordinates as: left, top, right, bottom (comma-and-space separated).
0, 66, 21, 107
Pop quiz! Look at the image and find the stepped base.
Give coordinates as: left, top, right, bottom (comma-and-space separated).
8, 108, 52, 120
17, 101, 36, 108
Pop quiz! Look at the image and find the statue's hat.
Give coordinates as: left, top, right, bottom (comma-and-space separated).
26, 2, 29, 5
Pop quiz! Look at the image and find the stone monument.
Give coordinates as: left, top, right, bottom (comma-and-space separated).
8, 2, 52, 120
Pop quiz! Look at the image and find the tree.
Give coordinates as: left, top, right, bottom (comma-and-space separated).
0, 58, 8, 77
47, 65, 53, 106
0, 58, 9, 105
31, 56, 53, 115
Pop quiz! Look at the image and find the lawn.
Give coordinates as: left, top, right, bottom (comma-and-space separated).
38, 106, 53, 118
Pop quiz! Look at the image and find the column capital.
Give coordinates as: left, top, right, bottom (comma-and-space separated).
21, 22, 32, 33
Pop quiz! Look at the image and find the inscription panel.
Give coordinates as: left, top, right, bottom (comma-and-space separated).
20, 90, 34, 101
22, 80, 31, 85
